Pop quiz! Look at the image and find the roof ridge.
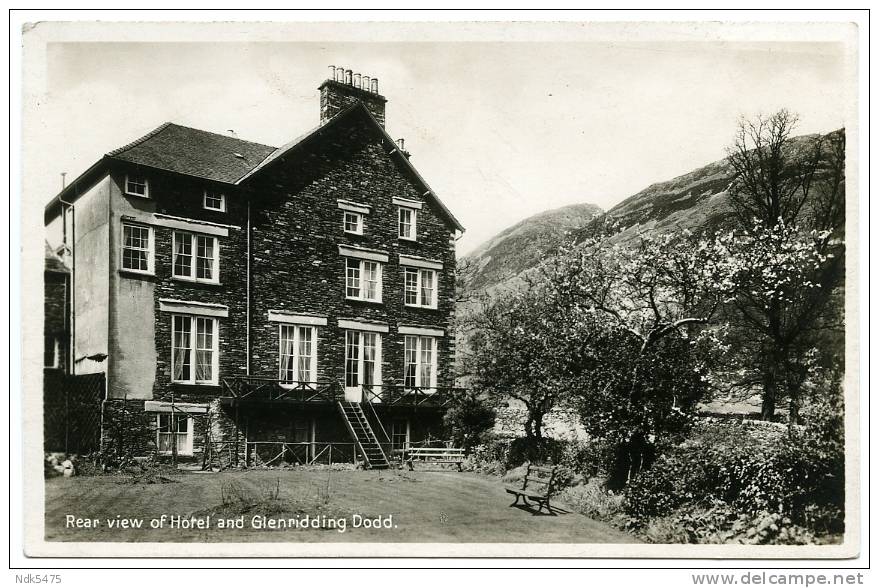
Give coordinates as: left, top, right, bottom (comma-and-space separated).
160, 122, 277, 149
235, 102, 365, 183
236, 103, 464, 232
106, 122, 173, 156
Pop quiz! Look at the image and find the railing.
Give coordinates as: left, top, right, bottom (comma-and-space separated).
389, 437, 458, 462
245, 441, 405, 467
362, 396, 391, 444
246, 441, 358, 467
362, 384, 468, 407
221, 377, 468, 407
221, 377, 342, 403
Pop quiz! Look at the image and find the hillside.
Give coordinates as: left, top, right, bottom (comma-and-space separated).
462, 203, 602, 292
461, 131, 836, 294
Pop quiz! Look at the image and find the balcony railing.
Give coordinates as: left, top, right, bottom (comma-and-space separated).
220, 377, 342, 404
361, 384, 468, 408
221, 377, 466, 408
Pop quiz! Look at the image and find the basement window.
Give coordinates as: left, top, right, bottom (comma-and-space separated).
157, 414, 193, 456
124, 174, 149, 198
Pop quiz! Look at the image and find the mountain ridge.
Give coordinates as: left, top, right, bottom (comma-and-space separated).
461, 130, 840, 294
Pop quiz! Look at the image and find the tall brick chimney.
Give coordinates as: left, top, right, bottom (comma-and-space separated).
319, 66, 387, 127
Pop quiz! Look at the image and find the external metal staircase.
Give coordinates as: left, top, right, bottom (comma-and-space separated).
337, 401, 390, 470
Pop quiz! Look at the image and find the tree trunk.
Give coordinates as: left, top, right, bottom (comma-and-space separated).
761, 370, 777, 421
761, 345, 782, 421
524, 416, 535, 439
532, 412, 544, 440
787, 371, 802, 430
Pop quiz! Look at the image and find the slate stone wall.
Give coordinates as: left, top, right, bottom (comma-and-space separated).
246, 116, 458, 392
101, 109, 459, 457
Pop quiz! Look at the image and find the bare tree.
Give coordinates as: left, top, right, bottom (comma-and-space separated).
725, 111, 845, 422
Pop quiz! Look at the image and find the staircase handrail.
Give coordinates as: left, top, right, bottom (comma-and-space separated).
361, 393, 391, 445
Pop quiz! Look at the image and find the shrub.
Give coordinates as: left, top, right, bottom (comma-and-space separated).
560, 477, 625, 521
463, 437, 513, 475
443, 394, 497, 451
643, 503, 821, 545
558, 438, 614, 480
622, 417, 844, 541
506, 436, 565, 468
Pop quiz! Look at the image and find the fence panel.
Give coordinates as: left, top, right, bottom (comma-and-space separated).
43, 372, 105, 454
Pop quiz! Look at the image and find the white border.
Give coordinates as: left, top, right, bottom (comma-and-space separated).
10, 10, 869, 571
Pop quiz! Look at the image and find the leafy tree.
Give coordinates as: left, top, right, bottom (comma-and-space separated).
549, 229, 734, 420
542, 229, 735, 485
468, 284, 576, 440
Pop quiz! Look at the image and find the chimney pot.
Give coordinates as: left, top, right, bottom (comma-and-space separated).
320, 68, 386, 127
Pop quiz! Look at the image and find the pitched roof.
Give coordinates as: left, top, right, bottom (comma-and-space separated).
237, 104, 465, 232
45, 241, 70, 274
45, 107, 464, 232
108, 123, 277, 184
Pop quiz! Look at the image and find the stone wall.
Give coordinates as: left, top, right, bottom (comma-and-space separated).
100, 107, 460, 455
246, 115, 458, 391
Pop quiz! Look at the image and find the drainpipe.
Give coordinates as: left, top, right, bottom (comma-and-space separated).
58, 196, 75, 376
246, 196, 251, 376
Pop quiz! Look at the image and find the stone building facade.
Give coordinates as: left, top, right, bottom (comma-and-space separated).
44, 70, 465, 465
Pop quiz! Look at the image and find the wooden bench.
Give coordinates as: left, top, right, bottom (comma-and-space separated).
505, 463, 559, 515
405, 447, 465, 471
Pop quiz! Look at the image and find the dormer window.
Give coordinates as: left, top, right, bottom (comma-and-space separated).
125, 174, 149, 198
343, 211, 363, 235
203, 190, 226, 212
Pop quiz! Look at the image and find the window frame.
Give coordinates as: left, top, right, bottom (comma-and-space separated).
171, 314, 219, 386
44, 336, 60, 369
121, 222, 154, 274
403, 335, 438, 390
403, 267, 438, 309
342, 210, 364, 235
203, 190, 226, 212
391, 419, 410, 452
278, 324, 319, 386
345, 258, 383, 303
344, 330, 383, 396
156, 413, 194, 456
398, 207, 417, 241
124, 174, 149, 198
172, 231, 220, 284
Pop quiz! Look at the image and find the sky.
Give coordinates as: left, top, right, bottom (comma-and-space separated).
37, 33, 849, 255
